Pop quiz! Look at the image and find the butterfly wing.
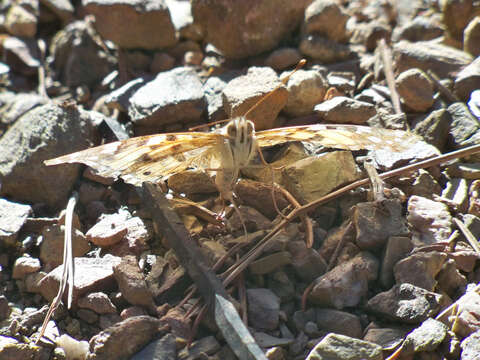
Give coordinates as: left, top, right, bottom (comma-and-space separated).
256, 124, 426, 152
44, 132, 223, 186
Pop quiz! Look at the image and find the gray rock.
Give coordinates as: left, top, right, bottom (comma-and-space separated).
128, 67, 205, 131
299, 34, 352, 63
2, 37, 40, 76
461, 330, 480, 360
166, 0, 202, 41
78, 292, 118, 315
380, 236, 413, 288
0, 198, 32, 245
178, 336, 221, 360
306, 333, 382, 360
314, 96, 376, 124
0, 103, 98, 208
454, 57, 480, 101
131, 333, 176, 360
394, 251, 447, 291
12, 256, 41, 280
363, 327, 408, 351
402, 318, 448, 355
412, 108, 451, 151
247, 288, 280, 331
366, 283, 443, 324
0, 93, 47, 126
82, 0, 177, 49
315, 308, 363, 339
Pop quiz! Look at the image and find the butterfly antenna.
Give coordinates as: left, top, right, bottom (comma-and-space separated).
231, 199, 248, 242
243, 59, 306, 120
189, 118, 231, 131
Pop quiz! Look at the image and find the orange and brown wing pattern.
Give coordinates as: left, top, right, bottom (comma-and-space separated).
255, 124, 426, 152
44, 132, 223, 186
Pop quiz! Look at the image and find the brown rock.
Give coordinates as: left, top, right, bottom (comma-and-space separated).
315, 308, 363, 339
412, 109, 451, 151
178, 336, 221, 360
87, 316, 164, 359
249, 252, 292, 275
464, 16, 480, 56
86, 213, 129, 247
454, 57, 480, 101
82, 0, 177, 49
441, 0, 475, 40
437, 259, 468, 297
247, 288, 280, 331
392, 16, 444, 42
78, 292, 118, 314
39, 256, 121, 306
394, 251, 448, 291
167, 169, 217, 195
150, 52, 176, 73
380, 236, 413, 288
396, 68, 434, 112
299, 34, 352, 63
222, 66, 287, 130
394, 40, 473, 78
5, 4, 37, 38
303, 0, 349, 43
191, 0, 309, 59
40, 224, 91, 270
287, 240, 327, 282
265, 48, 303, 71
113, 255, 156, 310
12, 256, 41, 280
314, 96, 376, 124
309, 252, 379, 309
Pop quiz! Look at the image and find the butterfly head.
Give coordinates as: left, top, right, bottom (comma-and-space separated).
223, 116, 257, 167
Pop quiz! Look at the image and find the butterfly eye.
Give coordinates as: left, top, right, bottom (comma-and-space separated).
246, 120, 254, 135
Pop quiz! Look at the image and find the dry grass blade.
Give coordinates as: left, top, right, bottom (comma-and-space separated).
453, 217, 480, 253
35, 192, 78, 344
378, 38, 402, 115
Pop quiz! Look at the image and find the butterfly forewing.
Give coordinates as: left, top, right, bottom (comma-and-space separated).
256, 124, 424, 152
45, 132, 223, 186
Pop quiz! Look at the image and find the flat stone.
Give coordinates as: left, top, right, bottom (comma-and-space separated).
253, 331, 294, 348
82, 0, 177, 49
394, 251, 448, 291
309, 252, 379, 309
303, 0, 349, 43
394, 40, 472, 79
2, 37, 40, 76
314, 96, 376, 124
282, 69, 328, 117
87, 316, 163, 359
315, 308, 363, 339
407, 196, 453, 245
366, 283, 443, 324
0, 198, 32, 245
0, 104, 98, 208
449, 102, 480, 149
38, 255, 121, 306
437, 259, 468, 297
247, 288, 280, 331
12, 256, 41, 280
249, 251, 292, 275
78, 292, 118, 314
283, 151, 362, 204
455, 57, 480, 101
128, 67, 205, 131
222, 66, 287, 130
86, 212, 129, 247
265, 47, 303, 71
396, 68, 434, 112
412, 109, 451, 151
402, 318, 448, 355
363, 327, 408, 351
306, 333, 382, 360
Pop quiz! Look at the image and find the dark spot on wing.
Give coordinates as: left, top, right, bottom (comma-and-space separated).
143, 171, 152, 176
166, 135, 177, 141
141, 154, 153, 162
171, 144, 182, 152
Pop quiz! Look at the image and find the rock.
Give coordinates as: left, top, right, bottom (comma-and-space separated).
306, 333, 382, 360
309, 252, 379, 309
265, 48, 303, 71
289, 331, 309, 357
0, 93, 47, 126
299, 34, 352, 63
191, 0, 309, 59
104, 78, 147, 112
0, 104, 98, 208
86, 212, 129, 247
282, 151, 363, 204
40, 0, 74, 23
395, 68, 434, 112
351, 199, 409, 250
394, 251, 448, 291
131, 333, 176, 360
249, 252, 292, 275
247, 288, 280, 331
412, 108, 451, 151
167, 169, 217, 195
407, 196, 453, 245
12, 256, 41, 280
380, 236, 413, 288
120, 306, 148, 319
464, 16, 480, 56
442, 178, 469, 212
447, 102, 480, 149
282, 69, 328, 117
0, 295, 10, 321
50, 19, 116, 87
0, 199, 32, 245
2, 37, 40, 76
160, 307, 191, 339
78, 292, 118, 314
38, 255, 121, 306
202, 71, 239, 121
82, 0, 177, 49
408, 169, 443, 199
77, 308, 99, 324
314, 96, 376, 124
166, 0, 202, 41
267, 271, 295, 302
363, 327, 408, 351
178, 336, 221, 360
5, 4, 37, 38
366, 283, 443, 324
461, 330, 480, 360
113, 255, 156, 310
437, 259, 468, 297
392, 16, 444, 42
253, 332, 294, 348
315, 308, 363, 339
222, 66, 287, 130
441, 0, 475, 40
40, 224, 91, 270
128, 67, 205, 132
454, 57, 480, 101
150, 52, 176, 73
303, 0, 349, 43
287, 240, 327, 282
0, 335, 40, 359
393, 41, 473, 79
402, 318, 448, 355
87, 316, 164, 359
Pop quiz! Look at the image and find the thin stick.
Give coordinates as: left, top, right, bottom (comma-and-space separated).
378, 39, 402, 115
